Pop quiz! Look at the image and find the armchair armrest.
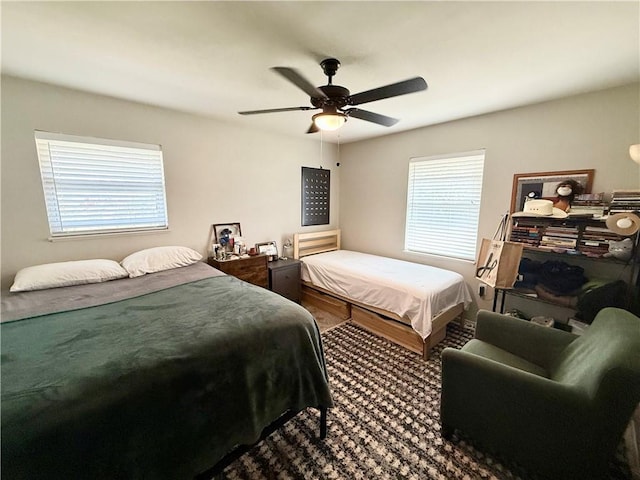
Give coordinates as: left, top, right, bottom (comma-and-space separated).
474, 310, 578, 369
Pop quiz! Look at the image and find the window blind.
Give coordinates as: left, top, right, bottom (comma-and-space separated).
404, 150, 485, 260
35, 131, 168, 237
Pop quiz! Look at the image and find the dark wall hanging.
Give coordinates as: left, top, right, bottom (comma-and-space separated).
301, 167, 330, 226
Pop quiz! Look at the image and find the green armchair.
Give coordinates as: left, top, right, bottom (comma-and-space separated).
441, 307, 640, 479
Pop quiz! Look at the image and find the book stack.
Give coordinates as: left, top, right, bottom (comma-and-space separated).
509, 219, 543, 247
579, 225, 622, 257
568, 193, 606, 218
538, 224, 579, 252
609, 190, 640, 214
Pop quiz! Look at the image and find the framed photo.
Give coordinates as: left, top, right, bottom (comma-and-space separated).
510, 169, 594, 213
256, 241, 278, 261
212, 223, 242, 247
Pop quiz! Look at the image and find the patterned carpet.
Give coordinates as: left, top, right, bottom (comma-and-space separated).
222, 321, 632, 480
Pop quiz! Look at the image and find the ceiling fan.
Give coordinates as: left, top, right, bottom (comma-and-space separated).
238, 58, 428, 133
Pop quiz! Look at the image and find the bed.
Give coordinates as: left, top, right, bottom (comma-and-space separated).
293, 229, 472, 359
1, 261, 332, 479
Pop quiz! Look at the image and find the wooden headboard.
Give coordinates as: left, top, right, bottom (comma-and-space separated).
293, 229, 341, 259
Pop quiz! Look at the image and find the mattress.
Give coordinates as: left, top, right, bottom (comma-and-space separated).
301, 250, 472, 339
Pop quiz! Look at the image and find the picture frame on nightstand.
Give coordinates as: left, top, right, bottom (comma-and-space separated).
212, 223, 242, 243
256, 241, 278, 261
212, 222, 242, 252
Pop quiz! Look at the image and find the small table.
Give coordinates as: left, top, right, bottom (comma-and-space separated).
207, 255, 268, 288
268, 258, 301, 303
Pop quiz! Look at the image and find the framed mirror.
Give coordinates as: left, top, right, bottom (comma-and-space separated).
511, 169, 594, 213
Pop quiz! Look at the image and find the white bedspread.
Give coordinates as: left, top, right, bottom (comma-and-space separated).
301, 250, 472, 339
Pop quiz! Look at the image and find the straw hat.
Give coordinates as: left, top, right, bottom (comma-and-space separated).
512, 199, 568, 219
606, 212, 640, 236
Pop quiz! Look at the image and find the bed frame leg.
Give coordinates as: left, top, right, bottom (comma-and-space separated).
319, 407, 328, 439
422, 342, 431, 361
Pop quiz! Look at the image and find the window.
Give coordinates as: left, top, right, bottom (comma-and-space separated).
35, 131, 168, 238
404, 150, 485, 261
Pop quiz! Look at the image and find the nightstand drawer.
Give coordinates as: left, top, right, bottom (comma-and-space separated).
268, 260, 301, 303
208, 255, 268, 288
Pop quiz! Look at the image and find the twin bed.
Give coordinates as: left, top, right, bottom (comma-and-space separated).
1, 260, 332, 479
294, 229, 472, 359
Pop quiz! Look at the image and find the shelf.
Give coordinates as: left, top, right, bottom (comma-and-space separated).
501, 289, 578, 311
510, 214, 638, 263
498, 214, 640, 319
520, 246, 635, 265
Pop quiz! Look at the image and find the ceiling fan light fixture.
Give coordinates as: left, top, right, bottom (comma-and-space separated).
313, 112, 347, 131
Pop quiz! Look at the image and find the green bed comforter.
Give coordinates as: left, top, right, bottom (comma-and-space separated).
1, 274, 332, 479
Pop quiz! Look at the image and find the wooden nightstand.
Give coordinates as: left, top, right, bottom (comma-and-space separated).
208, 255, 268, 288
268, 259, 301, 303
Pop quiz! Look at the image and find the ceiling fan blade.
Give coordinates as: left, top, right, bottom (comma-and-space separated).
306, 122, 319, 134
239, 106, 316, 115
272, 67, 328, 99
344, 108, 399, 127
348, 77, 428, 106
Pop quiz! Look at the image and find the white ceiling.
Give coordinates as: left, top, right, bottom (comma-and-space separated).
2, 1, 639, 144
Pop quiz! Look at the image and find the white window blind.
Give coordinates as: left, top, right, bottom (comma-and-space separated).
404, 150, 485, 260
35, 131, 168, 238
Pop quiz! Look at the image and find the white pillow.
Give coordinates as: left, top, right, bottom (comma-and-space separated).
121, 246, 202, 278
10, 259, 129, 292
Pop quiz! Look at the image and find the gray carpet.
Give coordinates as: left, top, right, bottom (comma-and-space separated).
222, 321, 632, 480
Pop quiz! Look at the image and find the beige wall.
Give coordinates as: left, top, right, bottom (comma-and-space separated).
3, 76, 638, 311
1, 76, 339, 289
338, 83, 640, 315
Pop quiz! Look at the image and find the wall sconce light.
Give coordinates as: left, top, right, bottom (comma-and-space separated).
629, 144, 640, 164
